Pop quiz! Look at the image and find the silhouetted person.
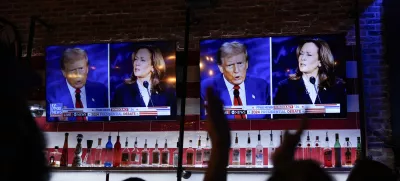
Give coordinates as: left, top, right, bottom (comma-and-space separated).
266, 115, 333, 181
122, 177, 146, 181
204, 87, 333, 181
0, 54, 49, 180
203, 87, 231, 181
347, 159, 397, 181
268, 160, 333, 181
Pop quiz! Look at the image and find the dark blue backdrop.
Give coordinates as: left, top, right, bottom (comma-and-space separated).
45, 43, 109, 93
271, 34, 347, 98
109, 42, 176, 104
199, 37, 271, 84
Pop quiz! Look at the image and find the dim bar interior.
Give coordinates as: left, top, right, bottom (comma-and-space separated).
8, 0, 394, 180
34, 34, 363, 181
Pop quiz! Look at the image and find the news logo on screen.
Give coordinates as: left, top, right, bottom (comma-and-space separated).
49, 103, 63, 117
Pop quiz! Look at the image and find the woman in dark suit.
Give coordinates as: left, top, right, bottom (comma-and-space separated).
112, 46, 176, 120
274, 38, 346, 118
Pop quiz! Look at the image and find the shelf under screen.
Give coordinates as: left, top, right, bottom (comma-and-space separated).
49, 105, 171, 117
203, 104, 341, 115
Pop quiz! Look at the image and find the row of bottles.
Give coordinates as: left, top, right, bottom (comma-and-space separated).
295, 132, 361, 168
230, 131, 361, 168
48, 132, 212, 167
48, 131, 361, 168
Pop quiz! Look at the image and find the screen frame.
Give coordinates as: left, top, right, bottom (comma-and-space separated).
44, 40, 178, 122
198, 32, 350, 121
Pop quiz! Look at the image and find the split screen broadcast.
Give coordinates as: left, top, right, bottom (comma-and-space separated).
46, 34, 347, 122
199, 34, 347, 120
46, 42, 177, 121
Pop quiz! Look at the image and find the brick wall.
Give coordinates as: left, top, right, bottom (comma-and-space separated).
1, 0, 393, 167
356, 0, 394, 168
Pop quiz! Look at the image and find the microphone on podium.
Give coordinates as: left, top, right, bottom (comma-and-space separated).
310, 76, 325, 117
233, 88, 244, 119
309, 76, 322, 104
233, 89, 242, 105
143, 81, 149, 89
233, 89, 240, 98
309, 76, 316, 85
143, 81, 157, 119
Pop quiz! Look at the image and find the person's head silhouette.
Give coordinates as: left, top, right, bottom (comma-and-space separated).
0, 22, 49, 181
122, 177, 146, 181
347, 159, 397, 181
269, 160, 333, 181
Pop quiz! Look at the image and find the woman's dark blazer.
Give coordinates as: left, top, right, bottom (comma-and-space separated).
273, 77, 346, 118
111, 81, 176, 121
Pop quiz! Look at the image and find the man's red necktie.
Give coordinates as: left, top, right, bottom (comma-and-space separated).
75, 88, 87, 122
233, 85, 246, 119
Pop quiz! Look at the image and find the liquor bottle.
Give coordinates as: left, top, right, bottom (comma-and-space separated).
83, 140, 94, 167
344, 137, 352, 166
60, 133, 69, 167
305, 132, 312, 159
141, 139, 149, 166
295, 142, 303, 160
356, 137, 361, 161
113, 132, 122, 167
161, 139, 170, 166
104, 133, 113, 167
314, 136, 321, 164
186, 140, 194, 166
195, 136, 203, 166
49, 146, 62, 167
268, 130, 275, 167
72, 134, 84, 167
232, 133, 240, 166
323, 132, 332, 167
334, 133, 342, 168
94, 138, 102, 167
245, 133, 253, 166
49, 149, 55, 167
255, 130, 263, 167
121, 137, 130, 167
203, 134, 211, 166
152, 140, 161, 166
173, 141, 179, 167
130, 137, 139, 166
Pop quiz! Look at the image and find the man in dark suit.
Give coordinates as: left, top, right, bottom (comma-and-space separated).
200, 41, 270, 120
46, 48, 108, 121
